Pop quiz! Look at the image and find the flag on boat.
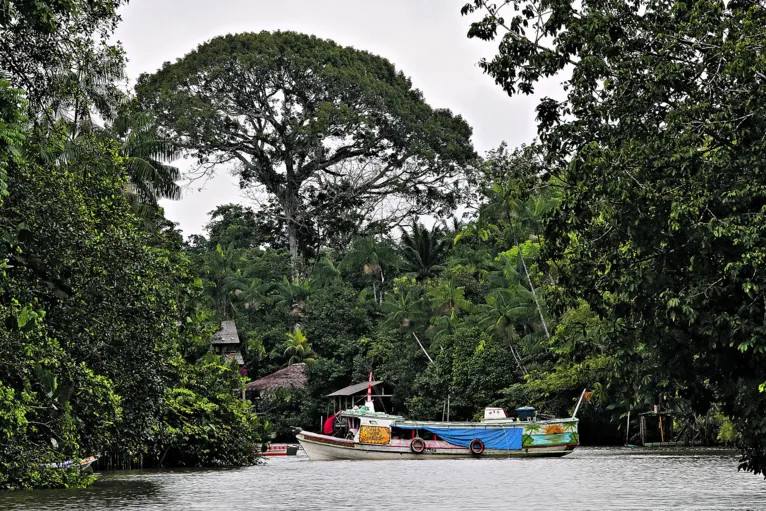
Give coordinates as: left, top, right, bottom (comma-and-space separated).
365, 371, 375, 412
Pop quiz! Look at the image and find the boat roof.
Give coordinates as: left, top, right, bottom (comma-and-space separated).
340, 408, 404, 421
338, 407, 577, 426
327, 380, 384, 397
395, 416, 578, 428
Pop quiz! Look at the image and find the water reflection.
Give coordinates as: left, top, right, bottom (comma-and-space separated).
2, 478, 161, 510
1, 448, 764, 510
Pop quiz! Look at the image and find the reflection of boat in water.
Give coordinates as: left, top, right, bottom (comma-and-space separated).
297, 375, 580, 461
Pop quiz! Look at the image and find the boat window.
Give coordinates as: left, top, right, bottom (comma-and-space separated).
391, 427, 407, 439
347, 417, 360, 431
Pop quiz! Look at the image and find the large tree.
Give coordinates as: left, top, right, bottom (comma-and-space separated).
463, 0, 766, 474
136, 31, 476, 265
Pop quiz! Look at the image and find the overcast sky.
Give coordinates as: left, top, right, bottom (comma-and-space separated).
114, 0, 563, 237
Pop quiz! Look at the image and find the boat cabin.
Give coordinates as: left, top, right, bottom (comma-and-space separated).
326, 380, 394, 414
483, 407, 508, 420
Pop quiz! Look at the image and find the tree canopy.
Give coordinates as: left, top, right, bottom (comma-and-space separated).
0, 0, 127, 115
463, 0, 766, 475
136, 31, 476, 264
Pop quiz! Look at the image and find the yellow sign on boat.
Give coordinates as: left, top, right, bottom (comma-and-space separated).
359, 425, 391, 445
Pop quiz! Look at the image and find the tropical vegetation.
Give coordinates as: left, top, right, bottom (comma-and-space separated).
2, 0, 766, 491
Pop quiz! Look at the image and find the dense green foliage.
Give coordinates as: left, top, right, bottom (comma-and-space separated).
186, 146, 619, 442
0, 1, 264, 491
462, 0, 766, 475
3, 0, 765, 490
0, 0, 127, 115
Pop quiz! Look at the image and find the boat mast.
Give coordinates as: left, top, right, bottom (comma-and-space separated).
366, 371, 376, 412
572, 388, 587, 418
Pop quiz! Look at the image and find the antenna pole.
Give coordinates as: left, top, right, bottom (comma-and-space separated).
572, 388, 587, 418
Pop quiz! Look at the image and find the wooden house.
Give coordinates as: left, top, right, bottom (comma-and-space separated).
211, 320, 244, 366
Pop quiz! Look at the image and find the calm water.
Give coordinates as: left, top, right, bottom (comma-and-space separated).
2, 447, 765, 510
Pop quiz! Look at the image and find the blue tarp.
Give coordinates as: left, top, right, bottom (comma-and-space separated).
398, 426, 522, 450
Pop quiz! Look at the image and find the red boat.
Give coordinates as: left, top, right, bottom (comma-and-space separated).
263, 444, 300, 457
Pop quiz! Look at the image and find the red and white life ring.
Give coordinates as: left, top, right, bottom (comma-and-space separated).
469, 438, 484, 455
410, 438, 426, 454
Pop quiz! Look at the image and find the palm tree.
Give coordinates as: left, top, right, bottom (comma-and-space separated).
340, 236, 400, 303
495, 242, 552, 340
429, 279, 472, 319
400, 222, 450, 280
43, 46, 126, 138
271, 278, 311, 317
283, 327, 315, 366
381, 285, 434, 363
110, 110, 182, 208
34, 47, 181, 216
426, 279, 473, 345
310, 256, 341, 289
203, 243, 243, 317
476, 287, 538, 375
233, 276, 271, 311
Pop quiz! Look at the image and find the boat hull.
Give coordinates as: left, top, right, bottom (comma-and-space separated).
296, 431, 577, 461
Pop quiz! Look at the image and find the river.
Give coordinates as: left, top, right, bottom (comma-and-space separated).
1, 447, 764, 510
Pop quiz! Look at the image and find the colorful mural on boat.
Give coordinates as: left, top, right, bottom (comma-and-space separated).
359, 425, 391, 445
522, 422, 579, 447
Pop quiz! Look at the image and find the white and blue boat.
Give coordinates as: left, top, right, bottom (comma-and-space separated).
296, 376, 580, 460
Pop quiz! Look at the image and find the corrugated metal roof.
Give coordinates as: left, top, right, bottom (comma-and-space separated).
327, 380, 383, 397
222, 351, 244, 365
212, 320, 239, 345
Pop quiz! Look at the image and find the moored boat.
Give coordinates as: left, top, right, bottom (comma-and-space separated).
297, 375, 580, 461
262, 444, 300, 457
43, 455, 98, 470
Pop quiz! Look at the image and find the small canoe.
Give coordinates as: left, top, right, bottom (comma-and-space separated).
43, 456, 98, 470
263, 444, 300, 457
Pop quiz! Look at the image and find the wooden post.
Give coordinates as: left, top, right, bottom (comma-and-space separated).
625, 410, 631, 445
640, 415, 646, 446
659, 415, 665, 443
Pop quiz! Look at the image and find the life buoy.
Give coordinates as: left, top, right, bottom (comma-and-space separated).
469, 438, 484, 455
410, 438, 426, 454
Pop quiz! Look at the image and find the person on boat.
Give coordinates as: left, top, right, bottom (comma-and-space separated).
324, 410, 344, 436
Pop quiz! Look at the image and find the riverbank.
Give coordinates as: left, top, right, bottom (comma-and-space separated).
2, 447, 762, 510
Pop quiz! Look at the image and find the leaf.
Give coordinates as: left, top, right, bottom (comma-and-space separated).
17, 306, 29, 329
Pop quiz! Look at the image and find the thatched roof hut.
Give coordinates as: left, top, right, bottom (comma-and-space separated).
245, 363, 308, 396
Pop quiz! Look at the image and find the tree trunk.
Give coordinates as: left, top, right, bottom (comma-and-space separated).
516, 238, 551, 340
282, 188, 300, 275
411, 331, 434, 364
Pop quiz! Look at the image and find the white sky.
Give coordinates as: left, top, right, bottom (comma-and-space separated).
114, 0, 564, 236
